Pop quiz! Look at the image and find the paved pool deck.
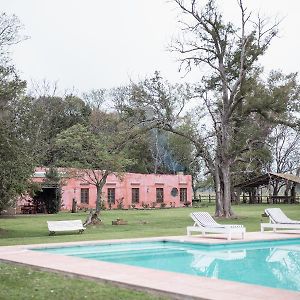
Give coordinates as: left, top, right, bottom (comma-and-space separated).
1, 231, 300, 300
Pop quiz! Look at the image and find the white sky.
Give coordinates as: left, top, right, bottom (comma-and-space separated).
2, 0, 300, 94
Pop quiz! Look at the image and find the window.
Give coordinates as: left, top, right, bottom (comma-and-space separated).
80, 188, 89, 204
132, 188, 139, 203
107, 188, 115, 204
156, 188, 164, 203
180, 188, 187, 202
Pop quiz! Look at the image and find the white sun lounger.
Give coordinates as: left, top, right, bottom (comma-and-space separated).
47, 220, 86, 235
187, 212, 245, 240
261, 208, 300, 232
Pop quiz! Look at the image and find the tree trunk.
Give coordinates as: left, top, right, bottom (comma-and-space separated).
291, 184, 296, 203
83, 209, 102, 226
221, 161, 233, 217
214, 163, 224, 217
95, 173, 109, 213
273, 181, 279, 196
249, 188, 258, 204
235, 188, 241, 204
95, 183, 104, 213
217, 114, 234, 217
192, 179, 197, 200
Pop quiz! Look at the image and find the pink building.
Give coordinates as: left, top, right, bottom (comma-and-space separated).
26, 167, 192, 212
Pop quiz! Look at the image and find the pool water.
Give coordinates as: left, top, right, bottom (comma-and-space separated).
34, 239, 300, 291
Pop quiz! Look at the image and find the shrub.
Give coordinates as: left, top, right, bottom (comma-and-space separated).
160, 202, 166, 208
100, 200, 106, 210
141, 202, 149, 209
150, 202, 157, 208
116, 199, 124, 210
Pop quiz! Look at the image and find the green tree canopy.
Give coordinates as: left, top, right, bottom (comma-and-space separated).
0, 65, 35, 211
53, 124, 132, 212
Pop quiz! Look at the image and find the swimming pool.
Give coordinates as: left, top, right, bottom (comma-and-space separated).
34, 238, 300, 292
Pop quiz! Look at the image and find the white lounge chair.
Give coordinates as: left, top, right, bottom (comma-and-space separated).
261, 208, 300, 232
187, 212, 245, 240
47, 220, 86, 235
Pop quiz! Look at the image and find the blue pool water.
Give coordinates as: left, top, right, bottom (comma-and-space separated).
33, 239, 300, 291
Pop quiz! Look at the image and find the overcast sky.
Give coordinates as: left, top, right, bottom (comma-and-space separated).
2, 0, 300, 95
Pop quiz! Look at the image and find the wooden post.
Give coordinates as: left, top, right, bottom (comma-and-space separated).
291, 184, 296, 203
71, 198, 77, 213
268, 182, 272, 204
235, 188, 241, 204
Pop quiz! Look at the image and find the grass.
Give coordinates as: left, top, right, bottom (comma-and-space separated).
1, 204, 300, 246
0, 262, 167, 300
1, 204, 300, 299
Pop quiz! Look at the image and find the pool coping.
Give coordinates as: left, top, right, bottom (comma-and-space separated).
1, 231, 300, 300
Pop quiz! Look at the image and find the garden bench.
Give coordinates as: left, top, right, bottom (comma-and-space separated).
47, 220, 85, 235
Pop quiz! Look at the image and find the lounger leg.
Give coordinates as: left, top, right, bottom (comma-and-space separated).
202, 231, 206, 236
261, 225, 264, 233
228, 232, 232, 240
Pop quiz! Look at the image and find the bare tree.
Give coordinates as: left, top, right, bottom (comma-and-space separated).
269, 125, 300, 174
82, 89, 106, 110
28, 79, 59, 98
169, 0, 280, 216
267, 125, 300, 196
0, 13, 28, 63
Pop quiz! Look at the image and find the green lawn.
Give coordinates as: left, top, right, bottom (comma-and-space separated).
1, 204, 300, 246
0, 262, 167, 300
1, 204, 300, 300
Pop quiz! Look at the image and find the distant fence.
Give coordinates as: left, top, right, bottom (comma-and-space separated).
193, 194, 300, 204
193, 195, 215, 204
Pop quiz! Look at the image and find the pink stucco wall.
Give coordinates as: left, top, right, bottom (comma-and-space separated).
31, 167, 192, 210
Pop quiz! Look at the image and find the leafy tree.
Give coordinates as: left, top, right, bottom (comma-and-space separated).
19, 94, 92, 165
0, 12, 36, 212
0, 66, 35, 211
53, 124, 132, 213
127, 65, 299, 216
230, 70, 300, 189
110, 78, 194, 175
167, 123, 202, 197
0, 125, 35, 211
122, 132, 154, 174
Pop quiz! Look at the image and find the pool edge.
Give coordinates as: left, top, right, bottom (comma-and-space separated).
1, 232, 300, 300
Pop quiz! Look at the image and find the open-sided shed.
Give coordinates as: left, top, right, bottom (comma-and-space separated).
234, 172, 300, 204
